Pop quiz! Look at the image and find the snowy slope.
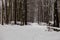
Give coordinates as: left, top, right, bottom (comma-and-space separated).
0, 23, 60, 40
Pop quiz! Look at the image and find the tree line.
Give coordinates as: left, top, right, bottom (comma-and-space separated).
1, 0, 28, 25
1, 0, 59, 27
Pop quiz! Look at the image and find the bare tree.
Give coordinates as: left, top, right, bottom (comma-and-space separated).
24, 0, 27, 25
9, 0, 12, 23
1, 0, 4, 25
5, 0, 9, 24
54, 0, 59, 27
14, 0, 17, 24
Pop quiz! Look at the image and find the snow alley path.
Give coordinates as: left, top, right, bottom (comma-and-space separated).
0, 24, 60, 40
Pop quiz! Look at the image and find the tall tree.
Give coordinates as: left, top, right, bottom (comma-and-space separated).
38, 5, 39, 24
1, 0, 4, 25
9, 0, 12, 23
24, 0, 27, 25
54, 0, 59, 27
19, 0, 24, 25
14, 0, 17, 24
5, 0, 9, 24
38, 1, 40, 24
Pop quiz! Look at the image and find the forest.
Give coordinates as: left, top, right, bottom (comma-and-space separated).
0, 0, 60, 40
0, 0, 60, 28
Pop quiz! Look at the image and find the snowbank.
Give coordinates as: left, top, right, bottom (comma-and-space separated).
0, 23, 60, 40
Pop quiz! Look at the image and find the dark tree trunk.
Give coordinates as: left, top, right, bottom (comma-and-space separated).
54, 0, 59, 27
14, 0, 17, 24
24, 0, 27, 25
2, 0, 4, 25
5, 0, 9, 24
38, 5, 39, 24
9, 0, 12, 23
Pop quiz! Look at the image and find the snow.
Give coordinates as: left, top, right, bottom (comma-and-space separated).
40, 22, 48, 26
0, 23, 60, 40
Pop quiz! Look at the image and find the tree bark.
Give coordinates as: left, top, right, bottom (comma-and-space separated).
24, 0, 27, 25
1, 0, 4, 25
14, 0, 17, 24
54, 0, 59, 27
5, 0, 9, 24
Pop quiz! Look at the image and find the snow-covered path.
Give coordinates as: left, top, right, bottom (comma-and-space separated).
0, 23, 60, 40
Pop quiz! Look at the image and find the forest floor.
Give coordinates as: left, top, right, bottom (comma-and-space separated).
0, 23, 60, 40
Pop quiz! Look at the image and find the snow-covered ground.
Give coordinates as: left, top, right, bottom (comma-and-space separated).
0, 23, 60, 40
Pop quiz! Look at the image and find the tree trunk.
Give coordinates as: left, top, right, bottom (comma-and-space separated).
14, 0, 17, 24
5, 0, 9, 24
38, 5, 39, 24
54, 0, 59, 27
24, 0, 27, 25
9, 0, 12, 24
1, 0, 4, 25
